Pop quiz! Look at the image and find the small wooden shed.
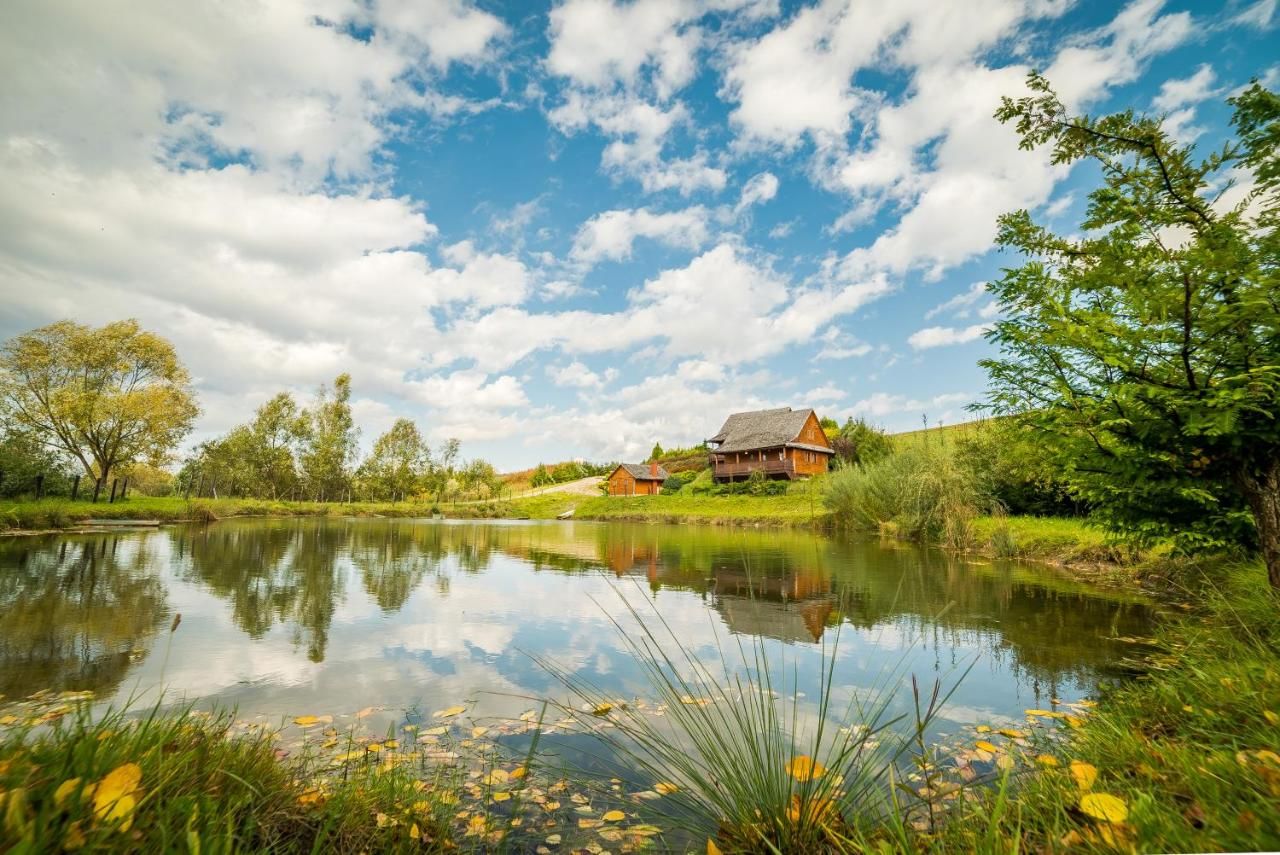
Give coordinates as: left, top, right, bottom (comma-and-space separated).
606, 462, 669, 496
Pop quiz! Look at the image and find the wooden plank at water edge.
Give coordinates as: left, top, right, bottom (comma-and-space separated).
83, 519, 162, 527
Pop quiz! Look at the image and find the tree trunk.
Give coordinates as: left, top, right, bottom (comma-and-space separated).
1239, 457, 1280, 589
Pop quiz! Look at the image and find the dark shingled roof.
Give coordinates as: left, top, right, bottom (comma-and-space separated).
614, 463, 669, 481
708, 407, 834, 454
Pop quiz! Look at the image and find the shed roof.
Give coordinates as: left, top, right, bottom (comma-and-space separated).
708, 407, 833, 454
613, 463, 669, 481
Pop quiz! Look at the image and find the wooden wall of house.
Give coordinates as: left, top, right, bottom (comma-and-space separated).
786, 447, 830, 476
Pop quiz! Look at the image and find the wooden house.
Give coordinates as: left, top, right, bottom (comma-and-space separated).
707, 407, 834, 482
605, 462, 669, 496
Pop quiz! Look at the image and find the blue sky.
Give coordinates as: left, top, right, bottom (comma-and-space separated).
1, 0, 1276, 470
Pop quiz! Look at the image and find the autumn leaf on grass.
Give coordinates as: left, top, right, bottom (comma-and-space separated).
1079, 793, 1128, 822
1036, 755, 1060, 767
54, 778, 82, 807
432, 705, 466, 719
602, 810, 626, 822
708, 839, 724, 855
1070, 761, 1097, 792
93, 763, 142, 831
785, 755, 826, 782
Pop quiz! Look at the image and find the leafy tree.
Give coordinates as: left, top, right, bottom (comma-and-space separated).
0, 319, 198, 487
356, 418, 429, 501
819, 416, 839, 432
830, 417, 892, 469
247, 393, 308, 499
530, 463, 552, 488
649, 442, 664, 461
983, 75, 1280, 585
459, 458, 499, 499
0, 425, 75, 497
299, 374, 358, 502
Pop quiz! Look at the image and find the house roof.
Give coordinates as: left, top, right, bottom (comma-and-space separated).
613, 463, 669, 481
707, 407, 834, 454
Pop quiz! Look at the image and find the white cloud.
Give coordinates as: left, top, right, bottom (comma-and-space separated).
907, 324, 991, 349
924, 282, 989, 320
548, 361, 617, 389
547, 0, 701, 96
1231, 0, 1275, 28
850, 391, 971, 418
570, 207, 710, 265
1153, 64, 1218, 111
734, 171, 780, 214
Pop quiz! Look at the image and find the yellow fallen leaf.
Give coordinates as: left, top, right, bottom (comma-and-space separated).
376, 812, 390, 828
592, 703, 613, 716
383, 740, 398, 749
1070, 761, 1097, 792
63, 821, 86, 851
708, 839, 724, 855
1036, 755, 1060, 767
0, 715, 19, 726
998, 729, 1027, 739
654, 782, 678, 795
996, 754, 1016, 771
355, 706, 376, 718
578, 818, 603, 829
492, 792, 511, 802
510, 766, 528, 779
471, 726, 488, 737
975, 725, 992, 733
54, 778, 82, 807
433, 705, 466, 719
483, 770, 510, 785
293, 715, 320, 727
602, 810, 625, 821
367, 742, 383, 753
785, 755, 825, 781
1064, 715, 1085, 729
1264, 710, 1279, 726
424, 726, 448, 736
976, 740, 1000, 753
410, 823, 421, 840
93, 763, 142, 830
1079, 792, 1128, 822
297, 788, 325, 807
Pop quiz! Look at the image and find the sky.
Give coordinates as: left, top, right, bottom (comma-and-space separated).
1, 0, 1276, 471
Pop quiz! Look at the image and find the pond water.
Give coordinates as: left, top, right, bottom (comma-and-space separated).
0, 518, 1154, 741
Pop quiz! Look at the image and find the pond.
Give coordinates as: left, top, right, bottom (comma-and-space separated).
0, 517, 1154, 745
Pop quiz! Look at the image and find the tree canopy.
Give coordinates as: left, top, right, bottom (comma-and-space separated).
983, 74, 1280, 586
0, 319, 198, 486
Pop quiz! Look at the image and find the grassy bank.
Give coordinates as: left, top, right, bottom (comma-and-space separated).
927, 559, 1280, 853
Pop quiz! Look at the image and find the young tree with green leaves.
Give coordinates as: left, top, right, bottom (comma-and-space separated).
983, 74, 1280, 586
356, 418, 429, 501
299, 374, 358, 502
0, 319, 198, 488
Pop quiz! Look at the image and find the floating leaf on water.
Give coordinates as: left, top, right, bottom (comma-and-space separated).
433, 705, 466, 719
785, 755, 825, 781
592, 703, 613, 717
355, 706, 376, 719
998, 729, 1027, 739
1079, 793, 1128, 822
975, 725, 992, 733
653, 782, 678, 795
511, 766, 528, 779
546, 833, 562, 844
293, 715, 320, 727
492, 792, 511, 802
996, 755, 1016, 771
578, 818, 603, 829
975, 741, 999, 754
1070, 761, 1098, 792
472, 726, 488, 737
602, 810, 625, 822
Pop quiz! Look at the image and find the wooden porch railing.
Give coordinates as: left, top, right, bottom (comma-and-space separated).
711, 458, 795, 479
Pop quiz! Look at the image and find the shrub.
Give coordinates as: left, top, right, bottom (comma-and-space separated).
824, 446, 985, 546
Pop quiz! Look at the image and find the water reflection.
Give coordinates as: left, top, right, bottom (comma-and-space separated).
0, 519, 1154, 727
0, 535, 166, 698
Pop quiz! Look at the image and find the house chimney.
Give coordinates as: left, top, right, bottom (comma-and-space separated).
650, 461, 659, 478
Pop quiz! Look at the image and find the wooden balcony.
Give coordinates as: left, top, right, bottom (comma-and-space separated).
711, 458, 796, 480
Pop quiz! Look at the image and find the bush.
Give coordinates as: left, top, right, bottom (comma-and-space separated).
955, 421, 1085, 517
824, 446, 985, 546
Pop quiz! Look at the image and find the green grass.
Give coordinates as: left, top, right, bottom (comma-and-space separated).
502, 490, 829, 526
889, 418, 1000, 450
927, 559, 1280, 853
0, 703, 458, 853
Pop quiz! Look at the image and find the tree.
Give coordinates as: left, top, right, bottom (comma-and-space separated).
247, 393, 308, 499
0, 320, 198, 487
649, 442, 664, 461
530, 463, 552, 488
830, 417, 892, 469
299, 374, 358, 501
356, 418, 429, 501
983, 74, 1280, 585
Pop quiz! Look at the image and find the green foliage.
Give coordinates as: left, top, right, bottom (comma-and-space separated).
955, 419, 1084, 516
830, 417, 892, 469
299, 374, 358, 502
648, 441, 663, 461
985, 74, 1280, 584
0, 428, 75, 498
824, 447, 985, 546
660, 471, 695, 492
0, 319, 198, 486
529, 463, 553, 488
355, 418, 429, 501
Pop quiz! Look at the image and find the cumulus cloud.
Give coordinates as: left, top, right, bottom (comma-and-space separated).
907, 324, 991, 350
734, 171, 780, 214
570, 207, 711, 266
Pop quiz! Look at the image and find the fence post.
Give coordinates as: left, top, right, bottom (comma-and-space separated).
92, 478, 102, 503
71, 474, 81, 501
121, 477, 129, 499
109, 479, 118, 503
34, 473, 44, 500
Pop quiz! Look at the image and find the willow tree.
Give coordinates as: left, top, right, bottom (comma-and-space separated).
0, 319, 199, 488
982, 75, 1280, 586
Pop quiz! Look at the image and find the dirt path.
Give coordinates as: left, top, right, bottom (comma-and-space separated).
514, 476, 603, 497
